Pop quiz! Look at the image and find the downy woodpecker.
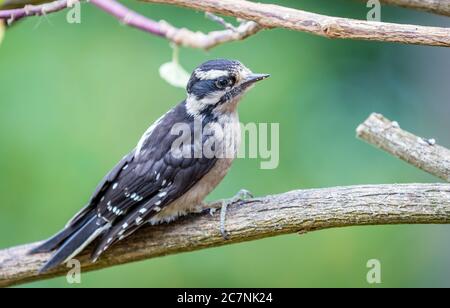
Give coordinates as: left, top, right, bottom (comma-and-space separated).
31, 59, 269, 273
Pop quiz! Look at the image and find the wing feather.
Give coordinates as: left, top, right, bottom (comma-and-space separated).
88, 102, 218, 258
66, 150, 136, 227
90, 103, 217, 259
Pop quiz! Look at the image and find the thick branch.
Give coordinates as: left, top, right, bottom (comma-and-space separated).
1, 183, 450, 287
357, 113, 450, 182
3, 0, 450, 16
143, 0, 450, 47
379, 0, 450, 17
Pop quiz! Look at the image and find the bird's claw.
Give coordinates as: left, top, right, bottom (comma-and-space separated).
209, 207, 218, 216
216, 189, 253, 240
220, 200, 230, 240
234, 189, 253, 203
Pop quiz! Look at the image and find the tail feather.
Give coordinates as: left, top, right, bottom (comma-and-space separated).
29, 213, 94, 254
38, 215, 109, 273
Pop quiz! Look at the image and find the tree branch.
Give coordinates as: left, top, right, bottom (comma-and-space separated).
1, 183, 449, 287
357, 113, 450, 182
1, 0, 450, 47
91, 0, 262, 49
1, 113, 449, 287
0, 0, 262, 50
3, 0, 450, 16
378, 0, 450, 17
159, 18, 261, 50
142, 0, 450, 47
0, 0, 69, 23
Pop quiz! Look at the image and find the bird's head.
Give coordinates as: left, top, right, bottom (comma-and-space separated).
186, 59, 269, 117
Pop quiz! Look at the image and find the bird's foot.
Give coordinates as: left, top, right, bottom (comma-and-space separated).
209, 189, 254, 240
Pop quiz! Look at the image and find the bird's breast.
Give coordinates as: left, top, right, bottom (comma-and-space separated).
213, 111, 242, 158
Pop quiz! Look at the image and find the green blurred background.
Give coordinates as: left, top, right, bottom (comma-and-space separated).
0, 0, 449, 287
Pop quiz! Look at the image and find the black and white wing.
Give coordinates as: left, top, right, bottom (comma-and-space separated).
91, 102, 217, 259
66, 150, 137, 228
34, 101, 218, 271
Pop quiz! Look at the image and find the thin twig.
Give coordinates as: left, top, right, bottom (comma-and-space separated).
94, 0, 262, 49
0, 0, 262, 49
0, 0, 70, 24
160, 19, 261, 50
142, 0, 450, 47
91, 0, 167, 38
91, 0, 263, 49
1, 183, 449, 287
357, 113, 450, 182
205, 12, 236, 31
377, 0, 450, 17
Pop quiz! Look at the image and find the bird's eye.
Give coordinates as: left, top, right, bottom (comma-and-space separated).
215, 77, 233, 89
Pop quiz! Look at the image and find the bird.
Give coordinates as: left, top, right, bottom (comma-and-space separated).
30, 59, 270, 273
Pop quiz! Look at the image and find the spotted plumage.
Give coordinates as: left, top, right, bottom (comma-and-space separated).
31, 59, 269, 273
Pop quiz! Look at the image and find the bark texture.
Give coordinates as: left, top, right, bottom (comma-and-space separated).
357, 113, 450, 182
1, 183, 450, 287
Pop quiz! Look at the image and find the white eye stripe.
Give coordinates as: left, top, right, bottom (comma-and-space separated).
195, 69, 229, 80
196, 91, 224, 105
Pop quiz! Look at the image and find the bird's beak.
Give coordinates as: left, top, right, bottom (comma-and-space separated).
243, 73, 270, 86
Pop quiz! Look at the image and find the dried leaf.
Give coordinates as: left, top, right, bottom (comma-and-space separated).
159, 60, 190, 89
